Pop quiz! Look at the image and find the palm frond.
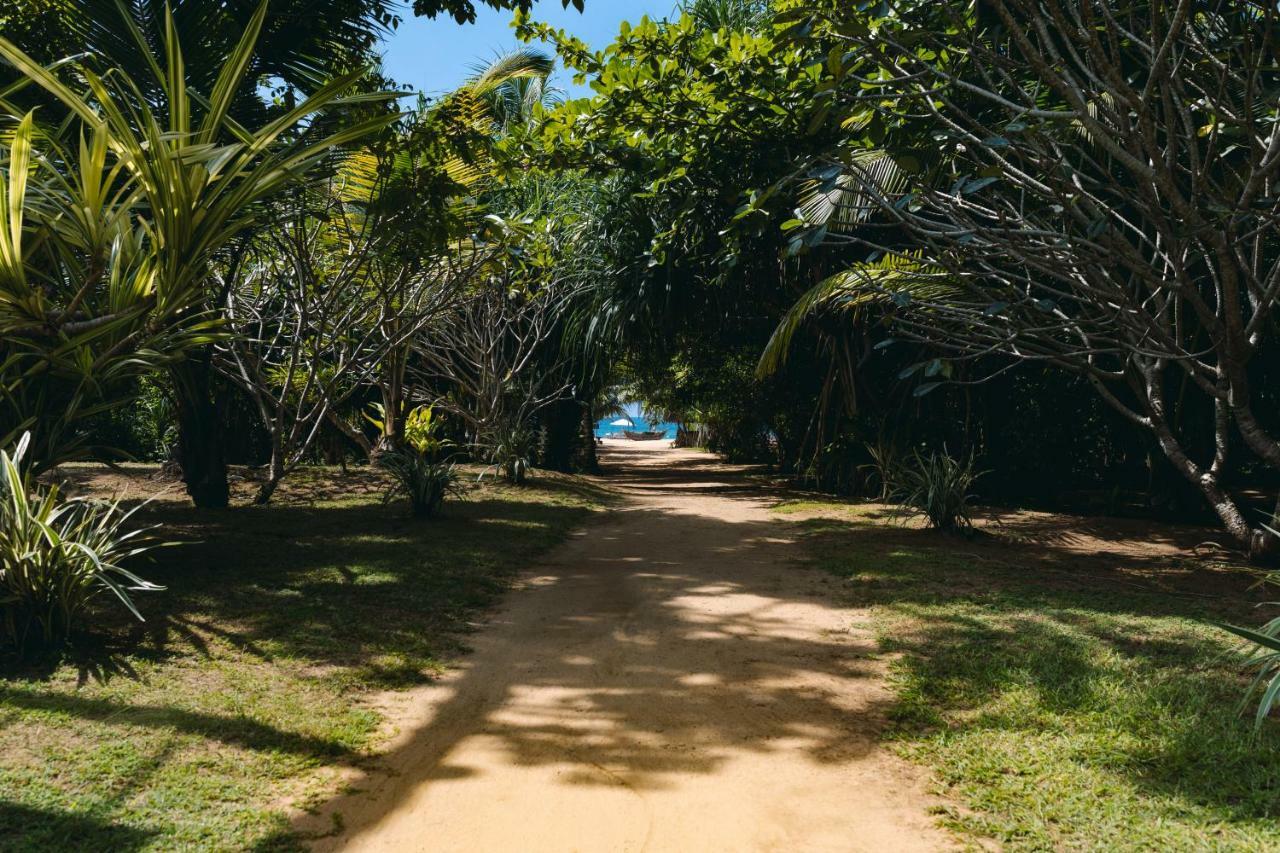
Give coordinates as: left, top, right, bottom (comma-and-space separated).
797, 150, 904, 233
759, 253, 952, 376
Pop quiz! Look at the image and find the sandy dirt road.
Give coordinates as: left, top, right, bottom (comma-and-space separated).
306, 443, 950, 852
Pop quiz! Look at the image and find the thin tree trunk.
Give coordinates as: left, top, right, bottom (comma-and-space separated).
1145, 390, 1276, 561
582, 401, 599, 473
254, 430, 286, 505
375, 349, 407, 455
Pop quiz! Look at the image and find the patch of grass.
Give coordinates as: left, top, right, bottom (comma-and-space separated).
770, 498, 875, 516
787, 507, 1280, 850
1, 467, 604, 852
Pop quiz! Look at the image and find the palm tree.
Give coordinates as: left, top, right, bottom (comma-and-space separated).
679, 0, 772, 31
469, 47, 559, 133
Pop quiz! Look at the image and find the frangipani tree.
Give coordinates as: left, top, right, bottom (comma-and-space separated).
413, 210, 584, 483
211, 47, 558, 503
768, 0, 1280, 558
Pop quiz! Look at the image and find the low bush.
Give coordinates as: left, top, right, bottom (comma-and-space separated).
378, 406, 463, 518
379, 452, 463, 518
890, 448, 983, 533
488, 421, 537, 485
0, 434, 164, 652
861, 438, 902, 501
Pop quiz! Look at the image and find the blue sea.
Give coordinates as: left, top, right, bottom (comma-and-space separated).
594, 415, 678, 440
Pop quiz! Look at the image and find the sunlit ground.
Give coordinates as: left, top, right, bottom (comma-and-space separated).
786, 500, 1280, 849
0, 466, 607, 851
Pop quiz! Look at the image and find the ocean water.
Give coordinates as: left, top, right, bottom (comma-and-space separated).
594, 416, 678, 440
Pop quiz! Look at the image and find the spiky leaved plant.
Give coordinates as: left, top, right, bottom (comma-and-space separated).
487, 420, 537, 486
890, 449, 984, 533
377, 406, 462, 518
0, 434, 165, 652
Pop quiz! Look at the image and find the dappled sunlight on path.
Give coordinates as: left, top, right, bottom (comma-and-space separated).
302, 443, 950, 852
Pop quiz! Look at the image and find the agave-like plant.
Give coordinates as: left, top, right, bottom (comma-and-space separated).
0, 0, 395, 474
379, 451, 463, 519
1218, 615, 1280, 735
861, 437, 902, 502
1219, 519, 1280, 735
0, 433, 166, 652
890, 448, 984, 533
487, 419, 537, 485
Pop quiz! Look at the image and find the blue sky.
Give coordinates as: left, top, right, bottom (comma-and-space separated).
379, 1, 677, 100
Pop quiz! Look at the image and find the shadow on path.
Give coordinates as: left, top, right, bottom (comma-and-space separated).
293, 443, 931, 850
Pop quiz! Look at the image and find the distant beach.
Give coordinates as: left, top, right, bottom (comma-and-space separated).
594, 415, 678, 440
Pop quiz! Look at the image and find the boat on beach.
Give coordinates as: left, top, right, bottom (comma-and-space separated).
622, 430, 667, 441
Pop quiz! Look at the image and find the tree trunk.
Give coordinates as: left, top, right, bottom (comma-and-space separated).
1150, 410, 1278, 562
540, 399, 581, 473
375, 348, 408, 456
254, 431, 285, 506
171, 355, 230, 509
582, 402, 599, 473
325, 409, 372, 460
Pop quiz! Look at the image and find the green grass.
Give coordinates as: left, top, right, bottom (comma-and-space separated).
787, 503, 1280, 851
0, 467, 607, 852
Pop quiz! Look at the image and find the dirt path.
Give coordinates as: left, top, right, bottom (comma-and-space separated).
306, 443, 950, 852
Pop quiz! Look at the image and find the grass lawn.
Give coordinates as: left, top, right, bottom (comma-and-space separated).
778, 500, 1280, 851
0, 466, 607, 852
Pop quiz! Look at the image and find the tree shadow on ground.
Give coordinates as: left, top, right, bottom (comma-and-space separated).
15, 446, 1275, 847
282, 445, 922, 846
0, 471, 605, 849
798, 509, 1280, 836
0, 482, 602, 690
0, 801, 157, 853
0, 688, 356, 757
280, 442, 1280, 848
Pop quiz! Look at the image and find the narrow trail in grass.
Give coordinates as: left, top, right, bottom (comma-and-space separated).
305, 443, 949, 852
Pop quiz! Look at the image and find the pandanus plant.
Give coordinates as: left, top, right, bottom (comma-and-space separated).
0, 0, 395, 483
0, 433, 166, 653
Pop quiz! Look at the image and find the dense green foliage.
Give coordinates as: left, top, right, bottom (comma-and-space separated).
11, 1, 1273, 533
0, 3, 393, 471
508, 0, 1280, 553
761, 0, 1280, 557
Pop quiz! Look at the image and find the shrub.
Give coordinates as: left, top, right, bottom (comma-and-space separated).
488, 421, 537, 485
0, 435, 164, 652
379, 452, 462, 518
377, 406, 462, 518
891, 449, 983, 533
861, 438, 902, 501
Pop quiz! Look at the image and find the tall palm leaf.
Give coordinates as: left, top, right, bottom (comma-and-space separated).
0, 0, 396, 470
758, 253, 953, 376
468, 47, 559, 133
